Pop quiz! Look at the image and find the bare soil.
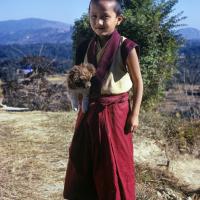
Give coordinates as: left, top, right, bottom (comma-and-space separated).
0, 110, 76, 200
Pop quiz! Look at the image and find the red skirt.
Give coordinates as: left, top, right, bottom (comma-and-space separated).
63, 92, 135, 200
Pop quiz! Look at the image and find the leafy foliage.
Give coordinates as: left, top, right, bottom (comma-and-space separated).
0, 59, 19, 82
72, 0, 185, 110
72, 14, 93, 59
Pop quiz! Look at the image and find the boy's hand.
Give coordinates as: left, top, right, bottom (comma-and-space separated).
125, 114, 139, 134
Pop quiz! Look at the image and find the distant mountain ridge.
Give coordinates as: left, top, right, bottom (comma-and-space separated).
178, 27, 200, 41
0, 18, 72, 45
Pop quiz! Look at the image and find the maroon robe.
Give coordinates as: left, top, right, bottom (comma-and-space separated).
63, 30, 139, 200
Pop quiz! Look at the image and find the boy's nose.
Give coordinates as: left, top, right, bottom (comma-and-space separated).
97, 19, 104, 26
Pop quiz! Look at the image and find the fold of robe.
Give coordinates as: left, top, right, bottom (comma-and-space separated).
63, 92, 135, 200
87, 30, 121, 97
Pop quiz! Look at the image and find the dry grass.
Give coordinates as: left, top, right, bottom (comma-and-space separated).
1, 109, 174, 200
135, 164, 185, 200
46, 75, 67, 85
0, 106, 198, 199
137, 107, 200, 157
0, 110, 76, 200
156, 83, 200, 119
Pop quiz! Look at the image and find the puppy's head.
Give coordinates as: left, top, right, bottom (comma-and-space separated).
67, 63, 96, 90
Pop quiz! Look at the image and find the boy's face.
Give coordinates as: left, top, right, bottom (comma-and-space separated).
89, 0, 123, 37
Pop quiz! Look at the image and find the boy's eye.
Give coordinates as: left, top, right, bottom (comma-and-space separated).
91, 15, 97, 19
103, 16, 110, 20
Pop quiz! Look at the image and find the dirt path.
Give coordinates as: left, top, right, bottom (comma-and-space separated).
0, 110, 76, 200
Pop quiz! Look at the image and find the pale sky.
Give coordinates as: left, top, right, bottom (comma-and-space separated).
0, 0, 199, 29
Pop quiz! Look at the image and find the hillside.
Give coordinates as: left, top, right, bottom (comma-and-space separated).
0, 43, 72, 61
0, 18, 72, 45
178, 27, 200, 41
0, 43, 73, 81
0, 18, 73, 77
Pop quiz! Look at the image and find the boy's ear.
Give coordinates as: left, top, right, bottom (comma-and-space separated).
117, 15, 124, 25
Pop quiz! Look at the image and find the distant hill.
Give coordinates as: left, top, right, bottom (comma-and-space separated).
0, 18, 72, 44
0, 43, 72, 60
177, 27, 200, 41
0, 42, 73, 79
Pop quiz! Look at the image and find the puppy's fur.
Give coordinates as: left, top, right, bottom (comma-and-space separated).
67, 63, 96, 113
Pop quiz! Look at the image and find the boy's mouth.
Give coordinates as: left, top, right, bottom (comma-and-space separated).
96, 27, 104, 30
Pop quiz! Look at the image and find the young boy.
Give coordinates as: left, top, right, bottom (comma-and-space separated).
63, 0, 143, 199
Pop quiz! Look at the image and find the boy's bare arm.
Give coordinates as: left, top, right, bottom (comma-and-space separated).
126, 48, 143, 118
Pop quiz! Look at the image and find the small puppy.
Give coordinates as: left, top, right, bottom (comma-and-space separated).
67, 63, 96, 113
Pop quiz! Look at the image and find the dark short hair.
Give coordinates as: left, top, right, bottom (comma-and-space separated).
89, 0, 123, 16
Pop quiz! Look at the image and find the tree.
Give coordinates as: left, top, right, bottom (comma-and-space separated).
72, 14, 93, 59
0, 60, 19, 82
72, 0, 185, 110
20, 56, 55, 77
